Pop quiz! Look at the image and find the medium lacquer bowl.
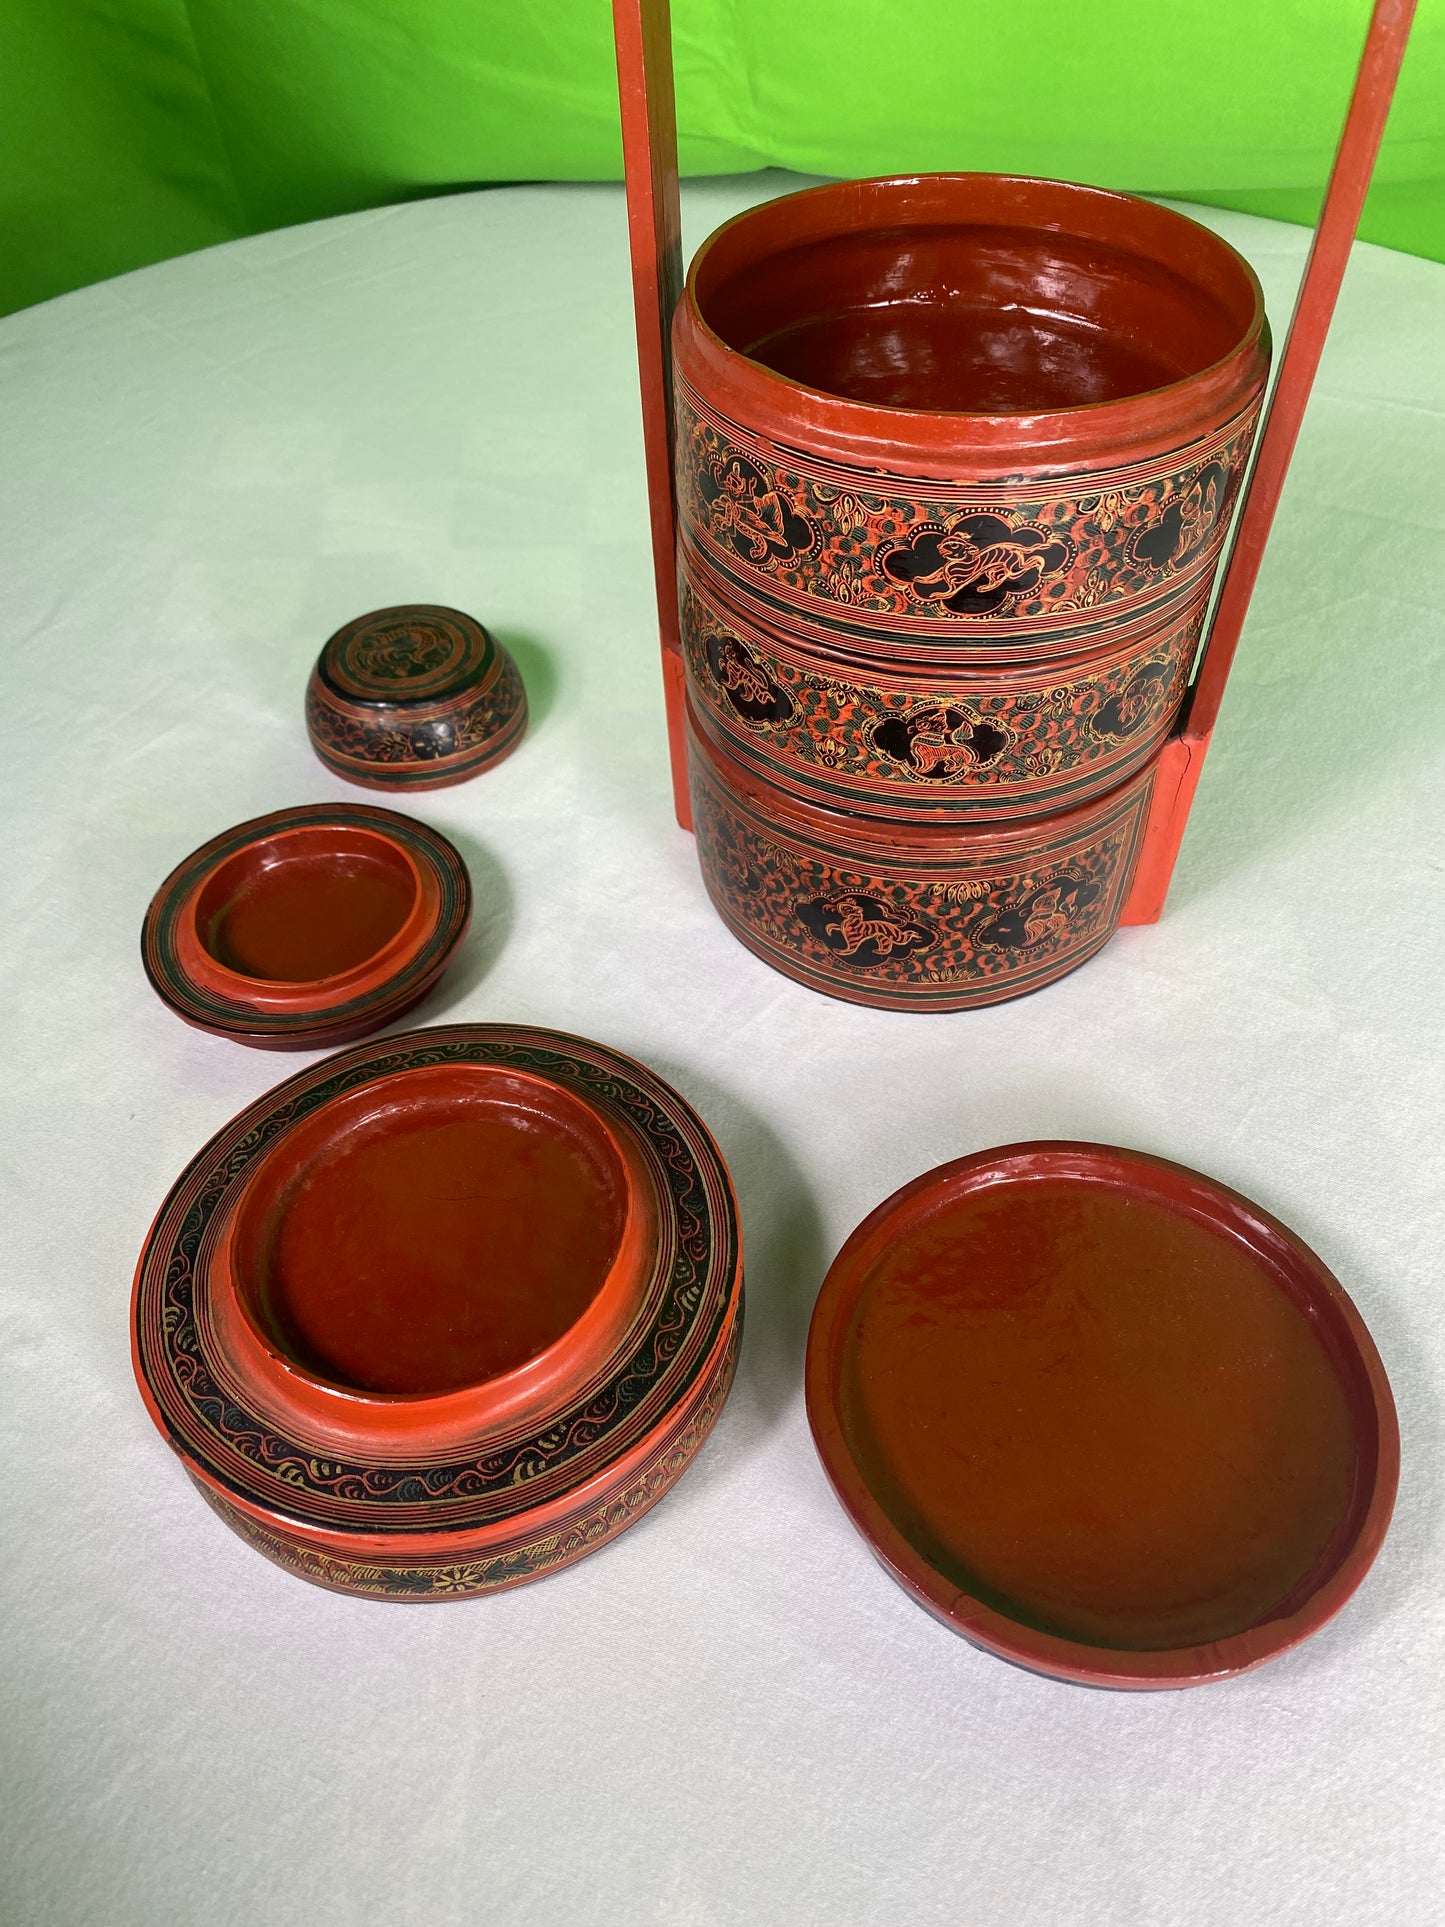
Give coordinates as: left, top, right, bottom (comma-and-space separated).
142, 803, 471, 1049
132, 1026, 743, 1599
306, 604, 527, 790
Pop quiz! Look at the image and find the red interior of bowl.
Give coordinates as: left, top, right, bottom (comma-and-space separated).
193, 825, 418, 985
694, 177, 1261, 414
229, 1065, 631, 1397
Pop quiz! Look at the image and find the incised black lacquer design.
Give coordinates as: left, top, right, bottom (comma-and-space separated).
680, 573, 1197, 820
133, 1027, 742, 1591
676, 379, 1259, 663
307, 604, 527, 788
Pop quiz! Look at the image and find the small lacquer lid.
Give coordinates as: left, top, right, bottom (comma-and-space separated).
306, 604, 527, 791
806, 1142, 1398, 1689
141, 803, 471, 1048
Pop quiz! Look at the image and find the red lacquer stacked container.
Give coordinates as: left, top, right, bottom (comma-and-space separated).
673, 174, 1270, 1009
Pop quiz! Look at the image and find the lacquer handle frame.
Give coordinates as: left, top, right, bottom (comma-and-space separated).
1119, 0, 1417, 920
612, 0, 1418, 899
613, 0, 690, 828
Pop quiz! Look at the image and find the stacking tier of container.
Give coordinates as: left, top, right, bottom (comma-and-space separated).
671, 174, 1270, 1007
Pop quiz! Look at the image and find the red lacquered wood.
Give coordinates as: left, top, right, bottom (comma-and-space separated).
226, 1070, 637, 1398
1188, 0, 1416, 742
613, 0, 691, 828
141, 804, 471, 1049
687, 701, 1154, 1010
807, 1144, 1398, 1688
208, 1065, 661, 1452
132, 1025, 745, 1599
1123, 0, 1417, 922
682, 549, 1202, 823
173, 824, 433, 1010
678, 176, 1267, 480
1116, 731, 1209, 926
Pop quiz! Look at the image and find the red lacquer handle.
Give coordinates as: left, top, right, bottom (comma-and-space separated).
613, 0, 691, 827
1122, 0, 1418, 924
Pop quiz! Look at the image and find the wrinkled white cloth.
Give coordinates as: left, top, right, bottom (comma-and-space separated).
2, 176, 1442, 1927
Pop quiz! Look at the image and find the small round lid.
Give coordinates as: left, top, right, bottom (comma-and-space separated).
141, 803, 471, 1049
806, 1143, 1398, 1689
318, 605, 499, 708
306, 606, 527, 791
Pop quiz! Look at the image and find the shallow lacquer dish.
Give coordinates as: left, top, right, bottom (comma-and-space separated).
806, 1144, 1397, 1688
141, 803, 471, 1049
132, 1025, 743, 1598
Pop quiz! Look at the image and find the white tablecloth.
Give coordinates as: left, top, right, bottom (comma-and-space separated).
3, 175, 1443, 1927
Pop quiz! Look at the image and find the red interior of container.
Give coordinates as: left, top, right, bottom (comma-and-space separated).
229, 1065, 631, 1398
693, 176, 1262, 416
193, 825, 419, 985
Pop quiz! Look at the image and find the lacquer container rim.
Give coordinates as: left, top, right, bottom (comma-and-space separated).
805, 1143, 1399, 1689
676, 171, 1269, 477
207, 1062, 662, 1459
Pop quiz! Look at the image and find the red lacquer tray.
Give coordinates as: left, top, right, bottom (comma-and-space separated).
141, 804, 471, 1049
132, 1024, 743, 1599
806, 1144, 1398, 1688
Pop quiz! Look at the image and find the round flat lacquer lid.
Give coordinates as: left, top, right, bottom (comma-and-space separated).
806, 1143, 1398, 1688
141, 803, 471, 1048
321, 605, 497, 707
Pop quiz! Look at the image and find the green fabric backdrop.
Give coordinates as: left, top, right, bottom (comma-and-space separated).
4, 1, 1443, 316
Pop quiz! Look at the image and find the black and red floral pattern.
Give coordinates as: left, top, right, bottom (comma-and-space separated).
676, 378, 1260, 663
688, 730, 1154, 1010
681, 573, 1196, 820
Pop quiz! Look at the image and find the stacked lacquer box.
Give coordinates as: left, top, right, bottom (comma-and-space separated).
670, 174, 1269, 1009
